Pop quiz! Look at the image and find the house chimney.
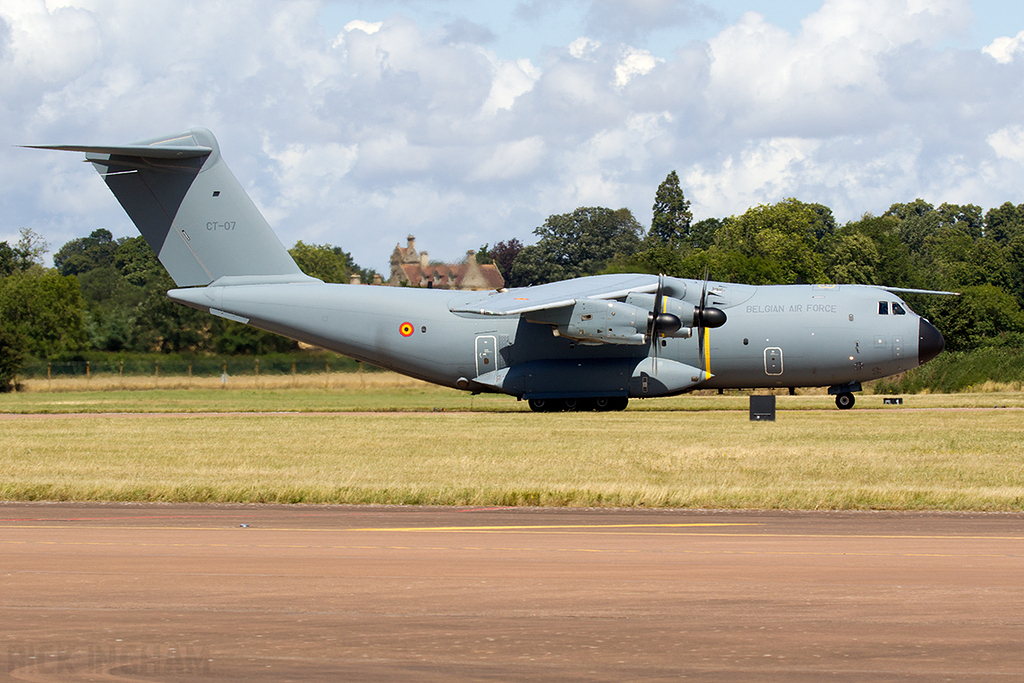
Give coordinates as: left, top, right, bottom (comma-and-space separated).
466, 249, 477, 266
350, 273, 362, 285
420, 251, 429, 269
407, 235, 416, 251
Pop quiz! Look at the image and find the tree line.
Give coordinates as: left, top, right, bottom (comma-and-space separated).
4, 171, 1024, 390
478, 171, 1024, 355
0, 229, 375, 388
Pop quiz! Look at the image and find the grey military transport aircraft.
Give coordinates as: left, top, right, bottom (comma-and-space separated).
31, 128, 950, 411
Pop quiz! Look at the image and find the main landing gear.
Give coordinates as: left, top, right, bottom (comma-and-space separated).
528, 397, 629, 412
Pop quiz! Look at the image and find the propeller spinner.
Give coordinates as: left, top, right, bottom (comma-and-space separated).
646, 275, 683, 339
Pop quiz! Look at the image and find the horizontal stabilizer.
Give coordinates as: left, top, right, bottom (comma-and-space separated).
24, 143, 212, 159
32, 128, 313, 287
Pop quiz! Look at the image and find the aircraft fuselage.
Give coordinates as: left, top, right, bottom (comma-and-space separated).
170, 278, 937, 403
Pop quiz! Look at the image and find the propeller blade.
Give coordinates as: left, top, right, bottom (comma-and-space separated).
651, 274, 664, 372
696, 268, 710, 375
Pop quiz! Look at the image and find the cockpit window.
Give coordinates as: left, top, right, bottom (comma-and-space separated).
892, 302, 906, 315
878, 301, 889, 315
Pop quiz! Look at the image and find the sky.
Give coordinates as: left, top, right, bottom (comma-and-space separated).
3, 0, 1024, 273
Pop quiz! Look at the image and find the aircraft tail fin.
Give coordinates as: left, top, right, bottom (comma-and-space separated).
31, 128, 314, 287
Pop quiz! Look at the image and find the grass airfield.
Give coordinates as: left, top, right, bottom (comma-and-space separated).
2, 373, 1023, 510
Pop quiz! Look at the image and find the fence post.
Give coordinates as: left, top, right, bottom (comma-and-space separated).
221, 361, 228, 388
119, 360, 124, 389
255, 358, 259, 388
188, 362, 193, 389
325, 361, 330, 389
86, 361, 90, 384
154, 360, 159, 388
47, 362, 51, 392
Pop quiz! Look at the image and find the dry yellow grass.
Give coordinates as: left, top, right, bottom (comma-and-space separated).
2, 408, 1022, 509
19, 371, 430, 393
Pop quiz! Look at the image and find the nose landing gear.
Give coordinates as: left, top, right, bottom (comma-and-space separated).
835, 392, 855, 410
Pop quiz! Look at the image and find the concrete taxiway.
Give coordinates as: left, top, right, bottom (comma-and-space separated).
2, 503, 1022, 681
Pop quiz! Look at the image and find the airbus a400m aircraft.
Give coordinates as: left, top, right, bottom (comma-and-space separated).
33, 128, 948, 411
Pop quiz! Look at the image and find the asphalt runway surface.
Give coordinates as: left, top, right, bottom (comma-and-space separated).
2, 504, 1023, 682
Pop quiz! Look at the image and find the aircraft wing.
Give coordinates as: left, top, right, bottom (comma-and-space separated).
876, 286, 959, 296
449, 273, 660, 315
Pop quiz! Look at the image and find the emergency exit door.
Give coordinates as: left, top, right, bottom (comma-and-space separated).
764, 347, 783, 375
475, 335, 496, 376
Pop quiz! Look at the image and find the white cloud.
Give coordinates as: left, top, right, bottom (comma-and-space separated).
705, 0, 974, 135
469, 136, 546, 181
984, 31, 1024, 64
987, 125, 1024, 163
684, 138, 823, 216
614, 47, 662, 88
344, 20, 382, 35
262, 138, 359, 207
3, 0, 1024, 274
569, 37, 600, 60
480, 56, 540, 116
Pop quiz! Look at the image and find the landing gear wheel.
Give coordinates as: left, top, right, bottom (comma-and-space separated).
593, 397, 611, 411
562, 398, 579, 411
528, 398, 551, 412
610, 397, 629, 411
835, 392, 855, 410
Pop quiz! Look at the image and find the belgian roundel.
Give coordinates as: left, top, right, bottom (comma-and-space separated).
399, 322, 415, 337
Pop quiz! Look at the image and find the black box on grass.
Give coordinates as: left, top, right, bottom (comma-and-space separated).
750, 395, 776, 421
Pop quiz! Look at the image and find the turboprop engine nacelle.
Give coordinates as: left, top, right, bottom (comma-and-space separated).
562, 299, 648, 345
527, 299, 650, 345
624, 292, 695, 338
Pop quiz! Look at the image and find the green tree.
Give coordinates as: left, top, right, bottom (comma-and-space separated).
688, 218, 722, 251
0, 241, 17, 277
510, 207, 644, 285
53, 228, 118, 276
984, 202, 1024, 246
930, 285, 1024, 351
0, 269, 87, 360
115, 236, 165, 287
289, 241, 367, 284
821, 231, 881, 284
839, 214, 916, 288
649, 171, 692, 247
475, 244, 493, 264
0, 326, 26, 391
678, 247, 786, 285
1, 228, 48, 275
885, 199, 939, 254
937, 202, 984, 239
716, 199, 826, 284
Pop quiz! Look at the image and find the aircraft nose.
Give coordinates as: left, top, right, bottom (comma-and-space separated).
918, 318, 944, 365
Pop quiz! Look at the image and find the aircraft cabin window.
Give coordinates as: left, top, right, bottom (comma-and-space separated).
878, 301, 888, 315
892, 302, 907, 315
